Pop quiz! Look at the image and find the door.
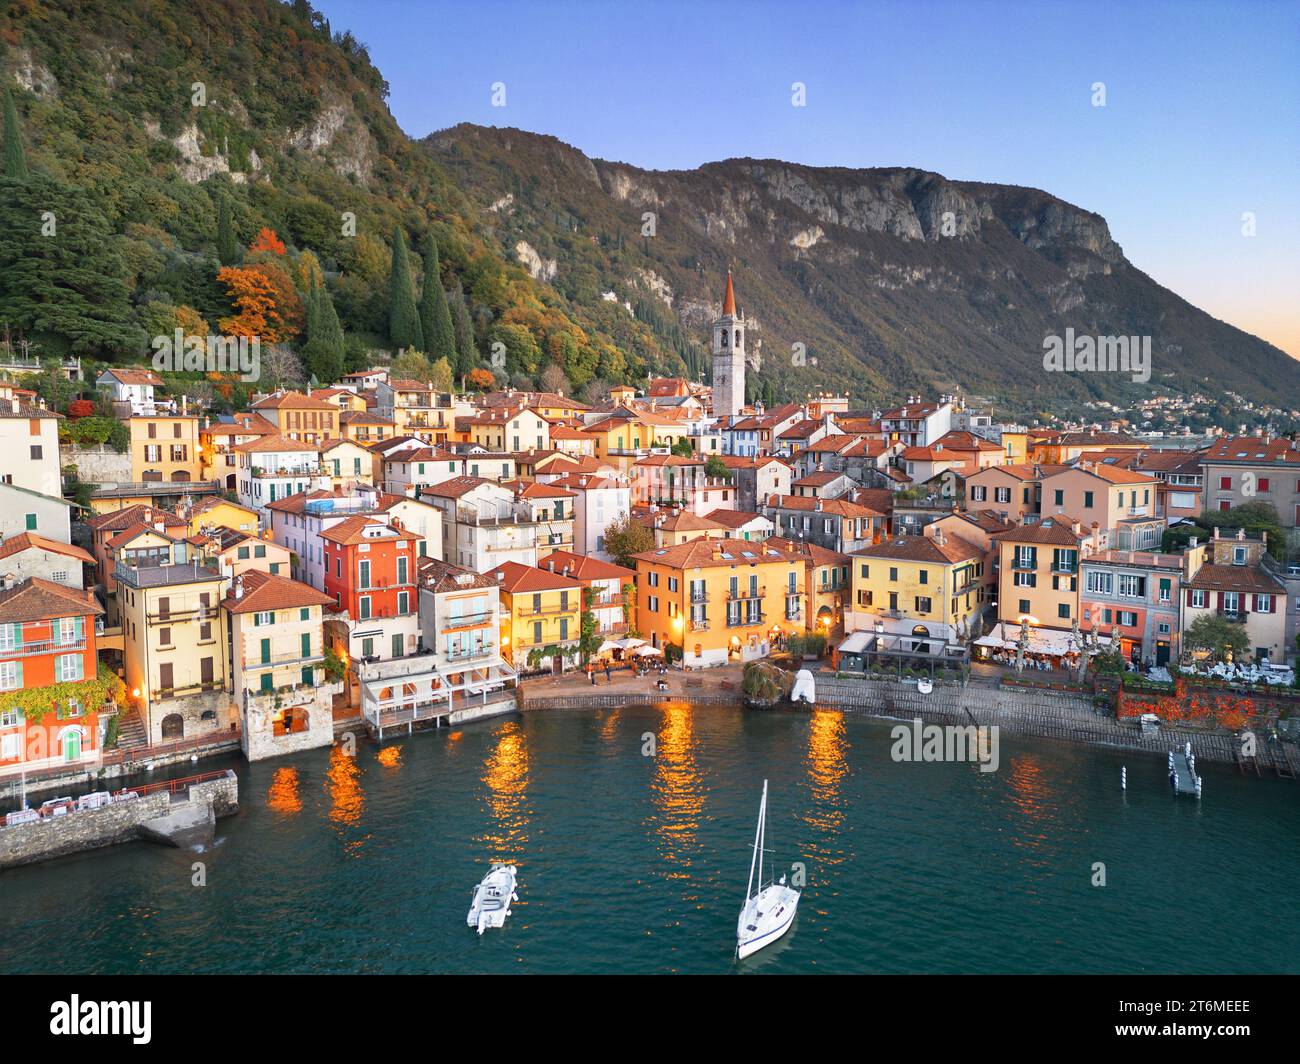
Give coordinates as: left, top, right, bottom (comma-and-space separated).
63, 729, 81, 762
1156, 642, 1170, 667
159, 662, 173, 693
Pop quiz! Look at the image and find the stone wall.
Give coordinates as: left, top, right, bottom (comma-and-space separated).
61, 445, 132, 483
0, 770, 239, 870
241, 691, 334, 761
449, 692, 518, 725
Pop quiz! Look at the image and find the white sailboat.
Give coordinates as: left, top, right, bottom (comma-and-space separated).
736, 779, 800, 960
467, 864, 518, 935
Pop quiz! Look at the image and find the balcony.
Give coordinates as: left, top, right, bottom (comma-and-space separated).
245, 650, 325, 671
0, 636, 87, 659
1216, 609, 1249, 623
689, 618, 710, 632
151, 679, 226, 700
727, 586, 766, 601
726, 611, 765, 628
441, 610, 495, 631
146, 606, 219, 623
445, 644, 497, 664
689, 591, 710, 604
251, 464, 327, 478
522, 603, 573, 617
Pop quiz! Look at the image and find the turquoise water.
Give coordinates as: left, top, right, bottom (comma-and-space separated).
1, 703, 1297, 974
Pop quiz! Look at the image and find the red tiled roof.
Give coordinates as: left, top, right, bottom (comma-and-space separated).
0, 577, 102, 622
223, 569, 334, 614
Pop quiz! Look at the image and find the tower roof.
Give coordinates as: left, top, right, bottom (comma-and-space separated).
721, 271, 736, 316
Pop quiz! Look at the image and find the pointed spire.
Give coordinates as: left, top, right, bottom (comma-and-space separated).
721, 270, 736, 316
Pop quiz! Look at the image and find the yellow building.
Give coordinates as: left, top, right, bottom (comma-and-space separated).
223, 569, 336, 760
321, 438, 376, 489
989, 517, 1103, 630
129, 414, 202, 483
846, 531, 986, 645
183, 496, 260, 537
486, 560, 583, 673
249, 390, 340, 444
466, 406, 552, 452
117, 559, 233, 745
778, 538, 851, 640
632, 537, 805, 669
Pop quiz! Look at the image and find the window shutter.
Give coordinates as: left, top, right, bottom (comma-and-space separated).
1216, 592, 1225, 610
74, 616, 84, 642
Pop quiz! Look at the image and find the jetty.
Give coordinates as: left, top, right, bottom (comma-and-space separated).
1169, 743, 1202, 798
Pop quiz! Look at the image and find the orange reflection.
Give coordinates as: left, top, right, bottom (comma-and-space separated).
599, 707, 622, 742
647, 701, 703, 876
479, 719, 531, 858
266, 766, 301, 815
800, 708, 849, 879
327, 742, 364, 828
1005, 754, 1055, 858
377, 746, 403, 769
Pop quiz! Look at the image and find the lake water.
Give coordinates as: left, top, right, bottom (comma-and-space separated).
2, 703, 1297, 974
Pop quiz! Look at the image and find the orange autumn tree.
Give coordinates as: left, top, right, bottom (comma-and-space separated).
217, 265, 301, 343
248, 227, 287, 256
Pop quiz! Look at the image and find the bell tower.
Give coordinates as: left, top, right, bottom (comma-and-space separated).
711, 271, 746, 418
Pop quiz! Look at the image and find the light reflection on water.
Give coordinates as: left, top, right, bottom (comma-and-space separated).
0, 703, 1296, 975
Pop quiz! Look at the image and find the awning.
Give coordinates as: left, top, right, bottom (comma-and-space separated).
837, 631, 872, 655
974, 628, 1110, 656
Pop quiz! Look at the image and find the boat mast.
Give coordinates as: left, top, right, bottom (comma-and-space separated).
745, 779, 767, 903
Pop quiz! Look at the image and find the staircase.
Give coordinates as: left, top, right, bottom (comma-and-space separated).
113, 708, 148, 751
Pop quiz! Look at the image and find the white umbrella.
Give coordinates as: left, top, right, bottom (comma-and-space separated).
597, 640, 621, 655
633, 644, 663, 657
618, 638, 647, 649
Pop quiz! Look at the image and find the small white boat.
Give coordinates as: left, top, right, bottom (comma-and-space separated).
467, 864, 518, 935
736, 779, 800, 960
790, 669, 816, 705
916, 677, 934, 695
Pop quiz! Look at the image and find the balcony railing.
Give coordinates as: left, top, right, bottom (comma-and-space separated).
442, 610, 495, 631
151, 679, 226, 700
689, 618, 710, 632
0, 636, 87, 658
726, 611, 765, 628
689, 592, 710, 604
445, 645, 496, 664
245, 650, 325, 671
727, 586, 766, 601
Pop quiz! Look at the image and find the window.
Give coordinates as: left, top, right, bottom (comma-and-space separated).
919, 570, 928, 585
56, 653, 82, 682
1054, 489, 1064, 506
300, 607, 310, 621
1219, 476, 1232, 491
359, 596, 371, 620
1018, 599, 1030, 615
914, 596, 932, 614
994, 487, 1011, 504
398, 591, 409, 614
1118, 574, 1145, 598
24, 513, 36, 531
1233, 546, 1247, 565
970, 485, 986, 502
0, 661, 18, 690
1086, 571, 1113, 595
1083, 490, 1094, 509
1058, 603, 1071, 620
30, 445, 42, 461
889, 567, 898, 582
158, 626, 172, 647
254, 611, 274, 626
1190, 589, 1207, 608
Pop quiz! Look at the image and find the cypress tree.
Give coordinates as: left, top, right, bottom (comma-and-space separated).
3, 90, 29, 181
303, 276, 345, 384
216, 195, 240, 265
387, 226, 423, 351
449, 278, 478, 377
418, 233, 456, 363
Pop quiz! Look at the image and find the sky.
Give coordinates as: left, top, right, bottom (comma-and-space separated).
316, 0, 1299, 358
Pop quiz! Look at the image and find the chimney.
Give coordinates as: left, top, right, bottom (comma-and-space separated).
234, 575, 244, 599
548, 559, 555, 571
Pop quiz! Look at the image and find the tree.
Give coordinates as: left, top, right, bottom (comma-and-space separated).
1199, 502, 1285, 561
214, 195, 241, 266
429, 356, 454, 393
387, 226, 423, 351
260, 343, 304, 390
0, 176, 141, 353
248, 227, 287, 256
1184, 614, 1251, 663
217, 266, 290, 342
3, 89, 28, 181
303, 276, 345, 384
578, 587, 602, 664
419, 234, 455, 362
466, 367, 495, 391
703, 455, 732, 480
448, 278, 477, 376
670, 437, 694, 457
539, 363, 569, 396
391, 348, 433, 382
603, 513, 656, 570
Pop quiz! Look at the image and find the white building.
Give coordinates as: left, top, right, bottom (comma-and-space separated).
549, 472, 631, 560
96, 367, 166, 415
0, 398, 62, 497
235, 435, 329, 523
421, 476, 539, 572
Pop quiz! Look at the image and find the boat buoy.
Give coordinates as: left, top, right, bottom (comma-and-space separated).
1121, 766, 1127, 790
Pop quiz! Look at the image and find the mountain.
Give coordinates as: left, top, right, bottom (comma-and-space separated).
1, 0, 1294, 419
426, 123, 1300, 413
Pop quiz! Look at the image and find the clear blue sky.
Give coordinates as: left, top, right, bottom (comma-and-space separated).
317, 0, 1299, 357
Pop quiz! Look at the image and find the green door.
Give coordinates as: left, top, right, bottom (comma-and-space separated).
260, 638, 271, 664
63, 730, 81, 762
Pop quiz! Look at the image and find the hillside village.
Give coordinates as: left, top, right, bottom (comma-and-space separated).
2, 270, 1300, 782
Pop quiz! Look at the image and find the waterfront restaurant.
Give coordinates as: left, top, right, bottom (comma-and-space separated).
834, 625, 969, 678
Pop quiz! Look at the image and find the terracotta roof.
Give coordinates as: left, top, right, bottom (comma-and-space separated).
633, 509, 720, 533
1202, 436, 1300, 465
420, 476, 492, 500
766, 495, 884, 519
990, 518, 1087, 546
104, 522, 184, 549
188, 496, 258, 519
535, 550, 635, 582
848, 488, 896, 514
778, 419, 823, 440
416, 556, 500, 593
0, 533, 93, 565
503, 480, 577, 499
853, 534, 983, 565
770, 536, 850, 567
0, 577, 102, 622
319, 516, 420, 546
1057, 463, 1157, 485
704, 508, 768, 529
484, 560, 582, 594
100, 367, 164, 387
792, 471, 845, 487
632, 536, 802, 570
250, 390, 337, 411
1187, 563, 1281, 594
340, 410, 396, 426
86, 504, 185, 533
223, 569, 334, 614
1050, 431, 1144, 448
233, 434, 322, 454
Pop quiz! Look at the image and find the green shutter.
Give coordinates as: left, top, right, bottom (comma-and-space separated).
301, 633, 311, 658
260, 638, 270, 664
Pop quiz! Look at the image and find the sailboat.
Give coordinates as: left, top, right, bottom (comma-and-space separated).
736, 779, 800, 960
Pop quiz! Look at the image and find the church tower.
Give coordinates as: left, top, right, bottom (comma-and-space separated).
711, 271, 746, 418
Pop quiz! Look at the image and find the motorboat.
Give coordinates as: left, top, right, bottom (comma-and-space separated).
467, 864, 518, 935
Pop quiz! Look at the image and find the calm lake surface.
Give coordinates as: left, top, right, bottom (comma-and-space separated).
2, 702, 1297, 974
